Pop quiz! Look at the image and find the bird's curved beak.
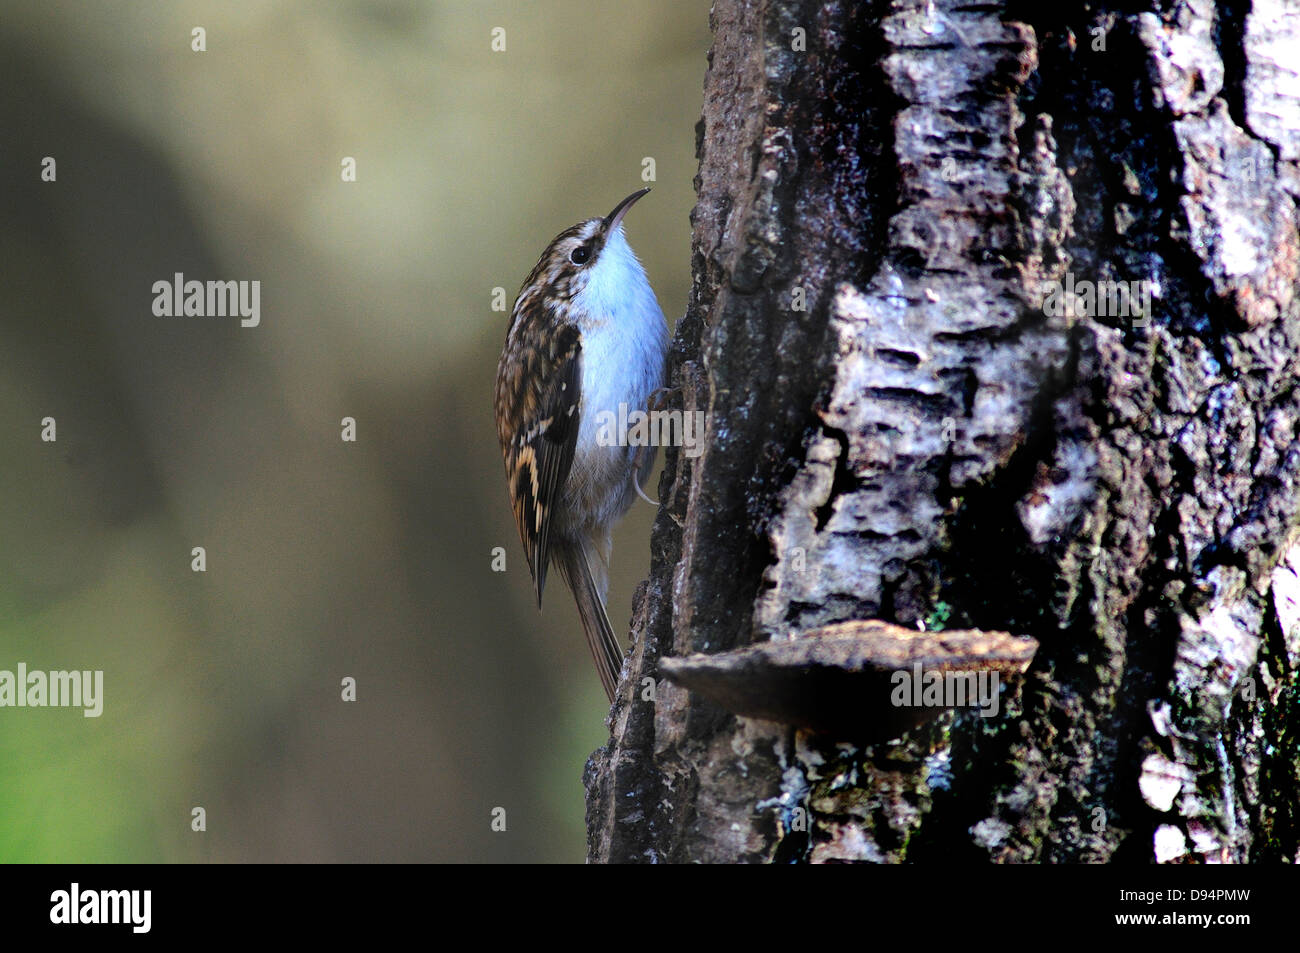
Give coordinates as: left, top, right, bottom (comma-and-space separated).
602, 188, 651, 234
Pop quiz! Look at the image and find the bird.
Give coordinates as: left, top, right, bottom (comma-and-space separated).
494, 188, 669, 701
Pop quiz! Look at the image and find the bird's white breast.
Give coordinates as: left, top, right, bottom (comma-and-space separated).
568, 226, 668, 524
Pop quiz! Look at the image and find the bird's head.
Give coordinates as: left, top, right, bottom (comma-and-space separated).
516, 188, 653, 310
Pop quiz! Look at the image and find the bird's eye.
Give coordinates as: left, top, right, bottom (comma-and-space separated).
569, 245, 591, 265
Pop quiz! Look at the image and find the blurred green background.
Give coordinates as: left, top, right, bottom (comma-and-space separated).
0, 1, 707, 862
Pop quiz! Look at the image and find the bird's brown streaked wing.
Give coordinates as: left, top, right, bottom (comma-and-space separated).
495, 320, 581, 605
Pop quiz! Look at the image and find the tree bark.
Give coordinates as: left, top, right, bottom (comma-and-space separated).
585, 0, 1300, 864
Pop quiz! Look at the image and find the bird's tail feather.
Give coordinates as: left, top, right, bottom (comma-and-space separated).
556, 540, 624, 702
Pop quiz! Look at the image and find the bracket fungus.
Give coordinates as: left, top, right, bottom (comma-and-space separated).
659, 620, 1039, 741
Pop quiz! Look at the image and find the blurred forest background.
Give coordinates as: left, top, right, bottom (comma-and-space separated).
0, 1, 707, 862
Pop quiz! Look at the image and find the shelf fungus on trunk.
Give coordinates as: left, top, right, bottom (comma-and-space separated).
658, 620, 1039, 741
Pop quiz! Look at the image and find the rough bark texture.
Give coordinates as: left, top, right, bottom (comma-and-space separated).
585, 0, 1300, 864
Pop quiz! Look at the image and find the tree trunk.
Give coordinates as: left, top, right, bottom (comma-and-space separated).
585, 0, 1300, 864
